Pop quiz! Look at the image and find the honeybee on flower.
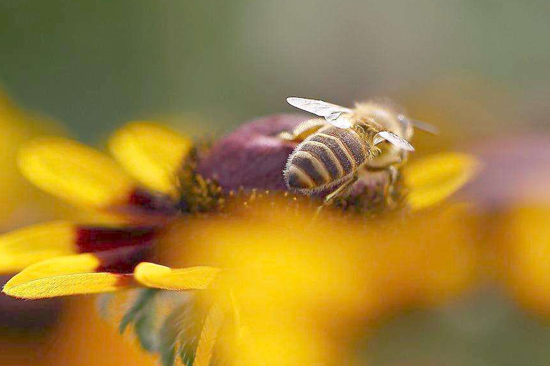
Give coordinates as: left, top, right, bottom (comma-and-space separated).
282, 96, 437, 205
0, 97, 478, 366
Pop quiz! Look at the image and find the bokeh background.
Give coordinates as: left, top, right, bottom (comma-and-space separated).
1, 1, 550, 365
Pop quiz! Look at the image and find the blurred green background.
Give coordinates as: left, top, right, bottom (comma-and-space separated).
2, 0, 549, 142
1, 1, 550, 365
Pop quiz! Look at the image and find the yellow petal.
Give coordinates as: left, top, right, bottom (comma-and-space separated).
0, 221, 76, 273
496, 207, 550, 314
18, 137, 135, 208
133, 262, 220, 291
109, 122, 192, 196
404, 152, 479, 210
3, 254, 134, 299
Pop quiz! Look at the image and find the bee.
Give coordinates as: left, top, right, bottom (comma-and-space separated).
282, 96, 436, 203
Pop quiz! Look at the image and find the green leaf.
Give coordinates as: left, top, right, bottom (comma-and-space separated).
158, 295, 206, 366
96, 293, 116, 319
158, 304, 189, 366
134, 309, 158, 353
119, 288, 158, 334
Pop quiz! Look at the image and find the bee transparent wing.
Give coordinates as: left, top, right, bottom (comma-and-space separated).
398, 114, 439, 135
328, 114, 354, 129
287, 97, 353, 128
286, 97, 352, 117
375, 131, 415, 151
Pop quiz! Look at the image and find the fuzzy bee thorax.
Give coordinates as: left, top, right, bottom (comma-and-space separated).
353, 102, 405, 136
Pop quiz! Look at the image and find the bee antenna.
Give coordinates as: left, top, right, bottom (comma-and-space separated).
398, 114, 439, 135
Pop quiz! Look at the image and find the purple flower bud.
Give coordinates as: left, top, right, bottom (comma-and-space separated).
197, 114, 307, 191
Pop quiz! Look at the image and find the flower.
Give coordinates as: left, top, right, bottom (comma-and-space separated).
0, 115, 478, 366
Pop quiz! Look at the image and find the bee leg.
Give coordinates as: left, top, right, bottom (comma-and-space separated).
324, 175, 358, 204
278, 131, 294, 140
384, 165, 400, 208
369, 157, 403, 208
278, 119, 327, 142
313, 176, 358, 220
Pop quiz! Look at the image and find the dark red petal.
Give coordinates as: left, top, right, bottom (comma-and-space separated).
76, 226, 157, 253
95, 245, 150, 274
197, 114, 308, 191
108, 188, 180, 224
127, 188, 180, 215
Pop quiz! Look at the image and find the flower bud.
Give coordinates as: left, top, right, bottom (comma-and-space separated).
197, 114, 307, 191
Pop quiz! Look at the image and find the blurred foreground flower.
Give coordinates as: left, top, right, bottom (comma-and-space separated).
0, 114, 477, 366
464, 135, 550, 317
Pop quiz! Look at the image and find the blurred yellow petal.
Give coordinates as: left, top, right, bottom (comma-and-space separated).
405, 152, 479, 210
0, 221, 76, 273
3, 253, 133, 299
18, 137, 135, 208
133, 262, 220, 291
0, 89, 70, 226
109, 122, 192, 196
496, 206, 550, 314
193, 303, 225, 366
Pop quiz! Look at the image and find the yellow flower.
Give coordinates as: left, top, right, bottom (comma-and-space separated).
1, 122, 219, 298
0, 116, 478, 366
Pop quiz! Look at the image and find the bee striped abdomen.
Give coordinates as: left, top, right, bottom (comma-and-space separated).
300, 142, 343, 178
286, 151, 329, 189
285, 126, 368, 191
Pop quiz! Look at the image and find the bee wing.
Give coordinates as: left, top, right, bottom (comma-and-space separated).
328, 114, 354, 129
287, 97, 353, 128
375, 131, 415, 151
398, 114, 439, 135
